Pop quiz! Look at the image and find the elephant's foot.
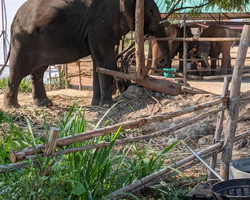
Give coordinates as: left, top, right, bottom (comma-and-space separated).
91, 98, 100, 106
3, 99, 20, 109
33, 98, 52, 107
99, 99, 117, 108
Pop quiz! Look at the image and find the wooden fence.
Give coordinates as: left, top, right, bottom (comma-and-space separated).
1, 0, 250, 197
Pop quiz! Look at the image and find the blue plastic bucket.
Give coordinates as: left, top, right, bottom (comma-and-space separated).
163, 68, 176, 78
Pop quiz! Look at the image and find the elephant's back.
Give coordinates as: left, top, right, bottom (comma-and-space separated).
11, 0, 93, 35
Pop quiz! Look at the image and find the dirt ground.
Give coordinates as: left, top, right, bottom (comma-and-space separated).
1, 56, 250, 182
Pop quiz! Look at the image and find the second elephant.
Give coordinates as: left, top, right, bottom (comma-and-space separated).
147, 23, 193, 75
198, 25, 237, 75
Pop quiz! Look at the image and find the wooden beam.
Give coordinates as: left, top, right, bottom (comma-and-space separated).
220, 25, 250, 180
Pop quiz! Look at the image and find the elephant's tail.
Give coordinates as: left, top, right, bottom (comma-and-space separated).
0, 45, 10, 76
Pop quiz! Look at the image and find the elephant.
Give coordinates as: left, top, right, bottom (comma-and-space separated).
147, 23, 193, 75
1, 0, 171, 108
197, 25, 236, 75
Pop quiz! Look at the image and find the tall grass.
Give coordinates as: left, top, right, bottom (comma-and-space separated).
0, 105, 185, 200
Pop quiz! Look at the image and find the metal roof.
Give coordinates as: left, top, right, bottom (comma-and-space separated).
154, 0, 250, 20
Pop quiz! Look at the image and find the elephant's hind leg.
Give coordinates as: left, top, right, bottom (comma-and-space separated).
31, 66, 52, 107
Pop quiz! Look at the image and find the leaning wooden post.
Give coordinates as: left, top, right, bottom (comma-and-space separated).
135, 0, 145, 79
45, 127, 60, 157
183, 14, 188, 86
208, 77, 230, 180
77, 61, 82, 91
220, 25, 250, 180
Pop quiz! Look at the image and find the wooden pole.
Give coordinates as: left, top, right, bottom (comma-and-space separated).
145, 37, 240, 42
183, 14, 188, 86
77, 61, 82, 91
1, 0, 6, 63
208, 77, 230, 179
49, 66, 52, 91
44, 127, 60, 157
4, 129, 250, 173
220, 25, 250, 180
135, 0, 145, 79
65, 64, 68, 89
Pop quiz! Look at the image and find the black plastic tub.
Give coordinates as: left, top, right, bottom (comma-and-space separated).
212, 179, 250, 200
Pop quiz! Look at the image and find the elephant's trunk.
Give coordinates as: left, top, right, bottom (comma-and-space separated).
154, 25, 171, 69
200, 53, 210, 69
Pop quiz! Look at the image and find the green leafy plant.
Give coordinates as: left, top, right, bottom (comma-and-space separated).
0, 105, 186, 200
0, 77, 32, 93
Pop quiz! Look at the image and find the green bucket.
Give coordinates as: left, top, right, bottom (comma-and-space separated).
163, 68, 176, 78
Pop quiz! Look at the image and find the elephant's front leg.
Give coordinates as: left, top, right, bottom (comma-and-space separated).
222, 54, 230, 75
92, 55, 117, 107
31, 66, 52, 107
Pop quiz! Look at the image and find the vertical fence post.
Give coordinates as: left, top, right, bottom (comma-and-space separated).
183, 14, 188, 86
135, 0, 145, 79
220, 25, 250, 180
45, 127, 60, 157
1, 0, 6, 63
49, 66, 51, 91
65, 64, 68, 89
77, 61, 82, 91
58, 65, 61, 89
208, 77, 230, 180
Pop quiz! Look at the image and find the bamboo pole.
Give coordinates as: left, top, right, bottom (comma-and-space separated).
1, 0, 6, 63
0, 161, 39, 173
108, 142, 223, 198
145, 37, 240, 42
187, 73, 250, 81
9, 98, 226, 162
58, 65, 61, 89
4, 128, 250, 173
49, 66, 52, 91
77, 61, 82, 91
220, 25, 250, 180
135, 0, 145, 79
65, 64, 68, 89
208, 77, 230, 179
183, 14, 187, 87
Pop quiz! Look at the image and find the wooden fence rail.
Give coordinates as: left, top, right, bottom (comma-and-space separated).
9, 97, 226, 163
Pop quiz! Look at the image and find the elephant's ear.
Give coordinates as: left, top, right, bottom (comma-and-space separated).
120, 0, 135, 30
